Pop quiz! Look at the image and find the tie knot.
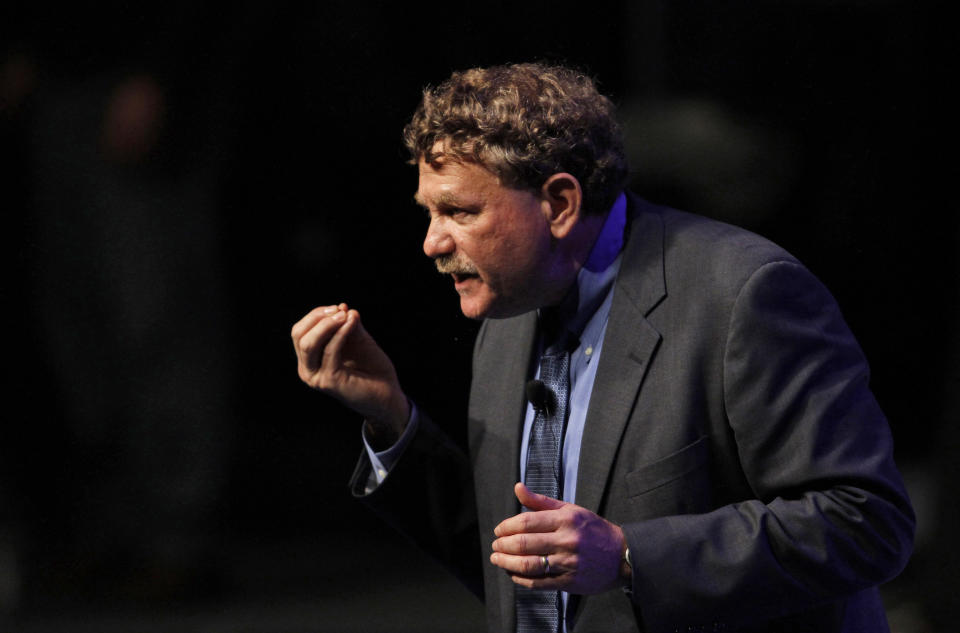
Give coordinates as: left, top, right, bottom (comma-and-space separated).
540, 309, 578, 356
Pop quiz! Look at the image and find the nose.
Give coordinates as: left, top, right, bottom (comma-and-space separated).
423, 215, 454, 258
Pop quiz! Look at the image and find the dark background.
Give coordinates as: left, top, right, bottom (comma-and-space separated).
2, 1, 956, 631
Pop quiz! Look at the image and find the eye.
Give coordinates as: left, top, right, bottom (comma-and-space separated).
450, 207, 479, 220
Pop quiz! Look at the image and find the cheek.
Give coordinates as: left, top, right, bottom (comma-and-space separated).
463, 215, 547, 283
457, 232, 498, 273
497, 228, 548, 274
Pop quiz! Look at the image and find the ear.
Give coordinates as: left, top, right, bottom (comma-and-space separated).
539, 173, 583, 240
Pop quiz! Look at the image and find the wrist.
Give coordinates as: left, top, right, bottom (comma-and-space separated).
365, 393, 410, 449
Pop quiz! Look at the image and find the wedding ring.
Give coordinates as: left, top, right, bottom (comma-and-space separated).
541, 555, 551, 575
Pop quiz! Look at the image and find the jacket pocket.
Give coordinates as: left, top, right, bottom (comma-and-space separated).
625, 436, 709, 499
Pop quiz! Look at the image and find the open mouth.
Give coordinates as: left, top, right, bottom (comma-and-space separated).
452, 272, 480, 284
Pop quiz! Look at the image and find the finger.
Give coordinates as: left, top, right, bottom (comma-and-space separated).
508, 572, 569, 591
322, 308, 361, 369
291, 304, 346, 343
297, 310, 349, 370
491, 532, 555, 556
494, 508, 560, 537
490, 552, 562, 577
490, 552, 565, 577
514, 482, 565, 512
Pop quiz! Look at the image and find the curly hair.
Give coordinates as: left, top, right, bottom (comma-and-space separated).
403, 63, 629, 216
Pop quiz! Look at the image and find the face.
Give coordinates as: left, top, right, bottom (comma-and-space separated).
416, 156, 564, 319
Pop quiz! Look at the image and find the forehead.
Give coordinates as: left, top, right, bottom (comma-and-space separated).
414, 156, 502, 207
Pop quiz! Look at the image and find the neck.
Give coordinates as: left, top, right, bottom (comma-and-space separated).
571, 211, 611, 269
542, 209, 611, 308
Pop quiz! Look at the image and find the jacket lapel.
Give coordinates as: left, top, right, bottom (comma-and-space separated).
471, 312, 537, 633
575, 197, 666, 514
473, 311, 538, 523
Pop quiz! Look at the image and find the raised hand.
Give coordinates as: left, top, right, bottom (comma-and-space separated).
291, 304, 410, 444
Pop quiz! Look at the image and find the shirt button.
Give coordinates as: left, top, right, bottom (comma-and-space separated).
377, 468, 387, 479
584, 346, 593, 356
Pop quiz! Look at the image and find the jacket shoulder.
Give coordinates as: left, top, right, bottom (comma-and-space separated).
656, 202, 798, 268
629, 197, 806, 300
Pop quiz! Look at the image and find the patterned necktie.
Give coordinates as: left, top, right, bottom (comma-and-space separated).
516, 326, 572, 633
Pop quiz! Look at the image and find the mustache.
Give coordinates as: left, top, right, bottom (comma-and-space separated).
435, 254, 479, 276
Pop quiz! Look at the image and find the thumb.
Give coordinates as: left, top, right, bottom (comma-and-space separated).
515, 482, 565, 511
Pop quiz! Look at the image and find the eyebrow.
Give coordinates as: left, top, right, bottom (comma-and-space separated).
413, 191, 469, 209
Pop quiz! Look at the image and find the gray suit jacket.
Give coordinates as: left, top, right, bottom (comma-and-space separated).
352, 195, 914, 633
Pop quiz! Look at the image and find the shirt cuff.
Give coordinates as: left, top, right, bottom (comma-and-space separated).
361, 401, 420, 485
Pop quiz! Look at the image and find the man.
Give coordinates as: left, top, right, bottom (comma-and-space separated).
292, 63, 914, 632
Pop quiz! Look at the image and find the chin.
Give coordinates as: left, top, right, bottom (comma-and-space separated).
459, 299, 491, 321
458, 290, 501, 320
459, 295, 530, 321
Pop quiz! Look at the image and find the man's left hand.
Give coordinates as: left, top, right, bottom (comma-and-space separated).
490, 482, 630, 595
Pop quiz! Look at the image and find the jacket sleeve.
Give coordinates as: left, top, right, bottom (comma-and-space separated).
623, 260, 915, 631
349, 410, 484, 599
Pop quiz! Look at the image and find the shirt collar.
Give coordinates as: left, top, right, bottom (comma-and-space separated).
583, 192, 627, 273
